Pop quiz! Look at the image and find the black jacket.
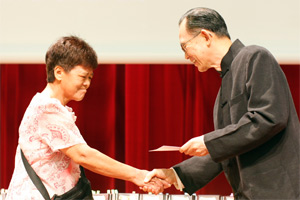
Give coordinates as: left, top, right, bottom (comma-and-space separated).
174, 40, 300, 199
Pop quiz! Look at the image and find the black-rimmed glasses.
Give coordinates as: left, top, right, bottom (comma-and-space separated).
180, 30, 202, 53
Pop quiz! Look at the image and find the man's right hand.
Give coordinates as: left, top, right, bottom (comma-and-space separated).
141, 168, 176, 193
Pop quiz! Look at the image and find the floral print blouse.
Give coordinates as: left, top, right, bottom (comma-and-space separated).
6, 93, 86, 200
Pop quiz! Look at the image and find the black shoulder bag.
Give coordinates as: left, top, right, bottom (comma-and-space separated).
21, 149, 94, 200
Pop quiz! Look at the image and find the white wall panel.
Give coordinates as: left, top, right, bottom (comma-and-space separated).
0, 0, 299, 64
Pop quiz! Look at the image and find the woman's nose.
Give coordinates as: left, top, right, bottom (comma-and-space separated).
83, 78, 91, 88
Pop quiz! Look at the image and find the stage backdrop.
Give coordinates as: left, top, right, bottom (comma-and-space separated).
1, 64, 299, 195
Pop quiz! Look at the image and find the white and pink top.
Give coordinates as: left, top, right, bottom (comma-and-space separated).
6, 92, 86, 200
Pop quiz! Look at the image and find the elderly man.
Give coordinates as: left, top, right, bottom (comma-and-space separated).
143, 7, 300, 199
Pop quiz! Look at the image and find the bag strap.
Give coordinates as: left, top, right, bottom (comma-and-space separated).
20, 149, 51, 200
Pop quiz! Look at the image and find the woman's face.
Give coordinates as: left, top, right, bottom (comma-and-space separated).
59, 65, 94, 103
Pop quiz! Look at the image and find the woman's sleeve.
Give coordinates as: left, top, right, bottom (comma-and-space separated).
38, 103, 86, 152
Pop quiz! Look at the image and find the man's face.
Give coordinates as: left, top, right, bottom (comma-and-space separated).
179, 19, 211, 72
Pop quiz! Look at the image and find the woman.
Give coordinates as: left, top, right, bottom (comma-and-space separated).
6, 36, 166, 199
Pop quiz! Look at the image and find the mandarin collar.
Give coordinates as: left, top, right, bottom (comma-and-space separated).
220, 39, 245, 78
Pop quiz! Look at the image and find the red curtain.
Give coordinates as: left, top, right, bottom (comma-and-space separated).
1, 64, 299, 195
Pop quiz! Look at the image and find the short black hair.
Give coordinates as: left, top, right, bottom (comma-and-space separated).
179, 7, 230, 39
45, 36, 98, 83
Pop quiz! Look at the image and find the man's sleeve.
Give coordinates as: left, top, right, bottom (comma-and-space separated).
173, 155, 222, 195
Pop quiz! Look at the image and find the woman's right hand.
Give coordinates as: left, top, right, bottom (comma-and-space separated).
134, 169, 171, 194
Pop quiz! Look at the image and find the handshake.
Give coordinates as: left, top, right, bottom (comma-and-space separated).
134, 135, 208, 194
137, 168, 178, 194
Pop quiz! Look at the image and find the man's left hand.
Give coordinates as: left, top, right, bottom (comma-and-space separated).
180, 135, 209, 156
